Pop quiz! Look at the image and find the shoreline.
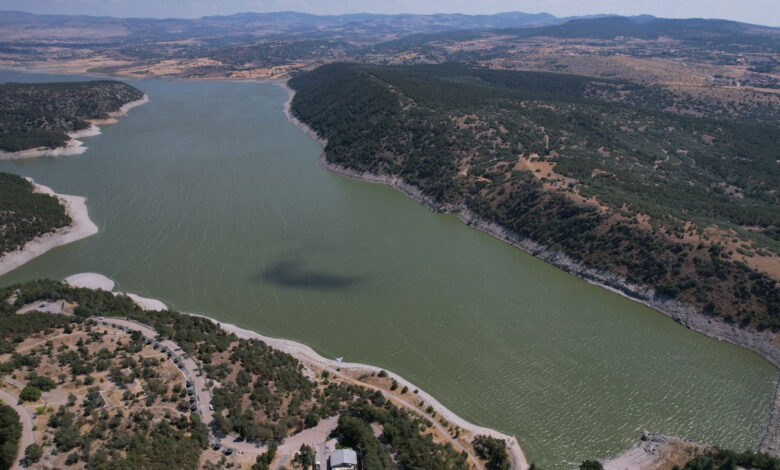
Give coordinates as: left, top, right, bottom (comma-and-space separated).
63, 271, 527, 469
0, 180, 98, 276
0, 94, 148, 160
280, 82, 463, 214
64, 273, 167, 311
280, 82, 780, 457
197, 314, 529, 470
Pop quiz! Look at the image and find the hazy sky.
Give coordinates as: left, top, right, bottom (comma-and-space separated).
3, 0, 779, 27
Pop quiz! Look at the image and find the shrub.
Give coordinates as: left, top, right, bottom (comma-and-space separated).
19, 386, 41, 402
580, 460, 604, 470
24, 444, 42, 464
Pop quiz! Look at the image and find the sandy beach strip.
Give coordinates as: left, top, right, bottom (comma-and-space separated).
125, 293, 167, 311
64, 272, 115, 291
64, 272, 167, 311
0, 94, 148, 160
113, 94, 149, 116
0, 180, 98, 276
0, 138, 88, 159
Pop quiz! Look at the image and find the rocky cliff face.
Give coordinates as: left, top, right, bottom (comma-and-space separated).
319, 152, 465, 214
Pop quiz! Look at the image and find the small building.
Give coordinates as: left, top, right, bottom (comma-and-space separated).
329, 449, 358, 470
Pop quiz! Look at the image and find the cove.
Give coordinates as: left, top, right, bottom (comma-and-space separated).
0, 69, 775, 468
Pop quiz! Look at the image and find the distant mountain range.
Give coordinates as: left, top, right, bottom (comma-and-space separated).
1, 10, 778, 79
0, 10, 569, 43
515, 16, 780, 43
1, 9, 777, 48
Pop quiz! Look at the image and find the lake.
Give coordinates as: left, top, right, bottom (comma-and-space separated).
0, 69, 775, 468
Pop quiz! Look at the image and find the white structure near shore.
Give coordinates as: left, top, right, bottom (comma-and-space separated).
329, 448, 358, 469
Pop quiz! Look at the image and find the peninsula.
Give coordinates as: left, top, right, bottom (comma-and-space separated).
0, 174, 97, 276
0, 79, 147, 276
0, 80, 147, 158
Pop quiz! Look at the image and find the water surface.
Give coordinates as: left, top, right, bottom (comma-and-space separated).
0, 70, 775, 468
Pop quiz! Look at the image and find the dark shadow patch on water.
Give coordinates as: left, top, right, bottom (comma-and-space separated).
258, 260, 363, 290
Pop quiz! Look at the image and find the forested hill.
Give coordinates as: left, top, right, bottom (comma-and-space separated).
515, 16, 780, 47
289, 63, 779, 330
0, 80, 143, 152
0, 172, 70, 256
374, 16, 780, 54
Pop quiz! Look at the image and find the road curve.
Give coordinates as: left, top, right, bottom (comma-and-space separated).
97, 318, 214, 424
96, 317, 274, 459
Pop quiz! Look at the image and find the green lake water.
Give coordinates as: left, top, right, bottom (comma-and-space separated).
0, 70, 775, 468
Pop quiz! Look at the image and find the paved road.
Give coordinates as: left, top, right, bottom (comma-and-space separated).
96, 318, 278, 458
212, 409, 340, 459
272, 454, 290, 470
0, 389, 34, 470
97, 318, 214, 424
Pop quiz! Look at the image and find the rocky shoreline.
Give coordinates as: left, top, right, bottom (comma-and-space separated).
281, 82, 780, 457
458, 210, 780, 457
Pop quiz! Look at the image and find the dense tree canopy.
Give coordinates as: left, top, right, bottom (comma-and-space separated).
0, 172, 71, 256
0, 405, 21, 470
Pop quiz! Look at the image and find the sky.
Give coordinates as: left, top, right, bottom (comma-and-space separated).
2, 0, 778, 27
